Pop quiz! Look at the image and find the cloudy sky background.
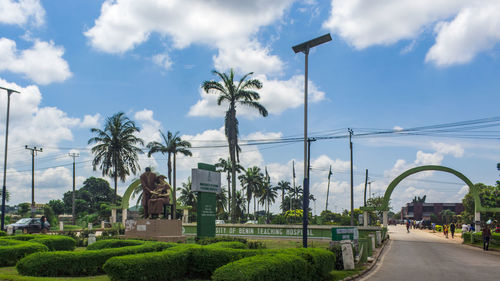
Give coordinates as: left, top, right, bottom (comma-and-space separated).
1, 0, 500, 215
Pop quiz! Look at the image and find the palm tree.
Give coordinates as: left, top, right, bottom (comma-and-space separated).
89, 112, 144, 203
203, 69, 268, 222
233, 190, 246, 221
259, 184, 278, 222
217, 188, 228, 215
146, 130, 192, 218
215, 157, 244, 215
276, 180, 291, 213
239, 166, 264, 219
178, 177, 196, 210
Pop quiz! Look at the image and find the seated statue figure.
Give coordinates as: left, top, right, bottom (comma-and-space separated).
148, 175, 172, 218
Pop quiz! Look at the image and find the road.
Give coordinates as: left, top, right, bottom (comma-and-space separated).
361, 225, 500, 281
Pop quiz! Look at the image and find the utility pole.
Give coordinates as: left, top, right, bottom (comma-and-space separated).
0, 86, 20, 230
364, 169, 368, 207
25, 146, 42, 218
348, 128, 354, 226
325, 165, 332, 212
368, 181, 374, 199
69, 152, 79, 224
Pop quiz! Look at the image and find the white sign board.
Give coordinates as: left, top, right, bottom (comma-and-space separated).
192, 168, 221, 193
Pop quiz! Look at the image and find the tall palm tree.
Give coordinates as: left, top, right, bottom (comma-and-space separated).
276, 180, 291, 213
233, 190, 246, 221
89, 112, 144, 203
215, 157, 244, 215
239, 166, 264, 219
259, 184, 278, 221
203, 69, 268, 222
217, 188, 228, 215
147, 130, 192, 218
178, 177, 196, 210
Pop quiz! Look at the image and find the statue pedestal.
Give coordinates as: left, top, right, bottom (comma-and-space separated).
124, 219, 186, 243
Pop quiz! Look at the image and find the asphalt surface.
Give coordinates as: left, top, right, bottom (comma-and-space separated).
361, 225, 500, 281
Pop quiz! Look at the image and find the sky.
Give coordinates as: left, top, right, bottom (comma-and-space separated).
0, 0, 500, 215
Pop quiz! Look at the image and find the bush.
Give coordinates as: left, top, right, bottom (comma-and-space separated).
1, 234, 75, 251
435, 225, 443, 232
16, 241, 174, 276
212, 254, 309, 281
205, 241, 247, 249
196, 236, 247, 245
247, 240, 266, 249
268, 248, 335, 280
0, 230, 6, 236
104, 248, 190, 281
188, 247, 259, 279
328, 243, 344, 270
87, 239, 145, 250
0, 239, 48, 266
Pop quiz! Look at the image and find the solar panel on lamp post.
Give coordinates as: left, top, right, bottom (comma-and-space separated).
0, 86, 20, 230
292, 33, 332, 248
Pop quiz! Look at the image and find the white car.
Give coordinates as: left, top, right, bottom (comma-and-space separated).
215, 220, 225, 224
245, 220, 258, 224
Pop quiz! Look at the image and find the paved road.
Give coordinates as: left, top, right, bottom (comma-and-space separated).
361, 225, 500, 281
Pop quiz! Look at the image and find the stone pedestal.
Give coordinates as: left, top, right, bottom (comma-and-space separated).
124, 219, 186, 242
111, 209, 117, 224
341, 240, 355, 270
475, 212, 481, 232
376, 231, 382, 246
182, 209, 189, 223
363, 211, 368, 227
122, 209, 128, 225
88, 233, 96, 245
101, 221, 105, 229
368, 233, 376, 249
59, 221, 64, 231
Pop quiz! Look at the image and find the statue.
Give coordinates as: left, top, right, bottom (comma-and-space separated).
140, 167, 172, 218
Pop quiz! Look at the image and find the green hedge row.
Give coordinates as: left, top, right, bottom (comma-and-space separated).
16, 241, 174, 277
462, 232, 500, 245
0, 239, 48, 266
212, 254, 309, 281
1, 234, 76, 251
87, 239, 145, 250
0, 230, 6, 236
273, 248, 335, 280
205, 241, 247, 249
196, 236, 248, 245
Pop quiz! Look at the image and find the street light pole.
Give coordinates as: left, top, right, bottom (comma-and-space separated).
69, 153, 79, 225
0, 86, 19, 231
349, 128, 354, 226
292, 33, 331, 248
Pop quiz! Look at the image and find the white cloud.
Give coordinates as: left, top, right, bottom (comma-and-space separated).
0, 0, 45, 27
0, 38, 72, 84
425, 2, 500, 66
188, 74, 325, 117
80, 114, 101, 128
152, 53, 173, 70
323, 0, 500, 66
430, 142, 464, 157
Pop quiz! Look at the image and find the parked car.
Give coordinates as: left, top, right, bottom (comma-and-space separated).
215, 220, 225, 224
244, 220, 258, 224
7, 218, 43, 234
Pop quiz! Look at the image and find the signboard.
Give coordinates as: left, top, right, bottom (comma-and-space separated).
195, 163, 220, 238
192, 168, 221, 193
332, 227, 359, 241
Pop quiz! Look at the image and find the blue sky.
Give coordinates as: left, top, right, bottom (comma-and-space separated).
1, 0, 499, 214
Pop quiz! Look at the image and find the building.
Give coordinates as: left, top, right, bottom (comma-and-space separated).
401, 202, 464, 221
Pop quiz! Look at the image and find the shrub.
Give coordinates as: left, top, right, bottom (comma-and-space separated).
327, 243, 344, 270
212, 254, 309, 281
247, 240, 266, 249
205, 241, 247, 249
0, 230, 6, 236
188, 247, 259, 279
0, 239, 48, 266
16, 241, 173, 277
87, 239, 145, 250
435, 225, 443, 232
269, 248, 335, 280
196, 236, 247, 245
104, 248, 190, 281
1, 234, 75, 251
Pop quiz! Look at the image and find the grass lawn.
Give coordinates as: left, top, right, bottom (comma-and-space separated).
462, 241, 500, 251
0, 267, 109, 281
329, 266, 364, 280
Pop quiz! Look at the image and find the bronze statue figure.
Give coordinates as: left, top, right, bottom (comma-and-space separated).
140, 167, 172, 218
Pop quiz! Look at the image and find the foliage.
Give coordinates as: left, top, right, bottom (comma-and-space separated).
462, 182, 500, 224
89, 112, 144, 203
103, 248, 189, 281
462, 232, 500, 245
203, 69, 268, 223
216, 158, 245, 214
217, 187, 228, 215
0, 231, 5, 236
205, 241, 247, 249
239, 166, 265, 218
284, 209, 303, 224
212, 253, 309, 281
17, 203, 30, 216
43, 205, 58, 227
196, 236, 248, 245
320, 210, 342, 224
327, 243, 344, 270
47, 199, 65, 216
178, 177, 196, 210
412, 195, 427, 203
276, 180, 291, 213
16, 241, 173, 277
440, 209, 455, 224
274, 248, 335, 280
0, 239, 48, 266
1, 234, 76, 251
189, 247, 258, 279
86, 239, 144, 250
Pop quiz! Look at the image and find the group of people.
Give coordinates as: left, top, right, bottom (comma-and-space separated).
442, 222, 456, 239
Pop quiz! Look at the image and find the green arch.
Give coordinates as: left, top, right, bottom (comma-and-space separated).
379, 165, 498, 213
120, 179, 141, 209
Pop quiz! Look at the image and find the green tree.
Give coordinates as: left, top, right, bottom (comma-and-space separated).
462, 182, 500, 223
259, 184, 277, 221
276, 181, 291, 213
215, 157, 244, 215
178, 177, 196, 210
17, 203, 30, 217
239, 166, 264, 219
89, 112, 144, 203
202, 69, 268, 222
63, 177, 118, 218
47, 200, 64, 216
233, 190, 246, 221
440, 209, 455, 224
146, 130, 192, 219
217, 188, 228, 215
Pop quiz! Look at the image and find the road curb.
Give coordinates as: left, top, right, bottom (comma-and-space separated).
341, 238, 390, 281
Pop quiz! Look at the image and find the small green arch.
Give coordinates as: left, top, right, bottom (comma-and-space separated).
120, 179, 141, 210
378, 165, 500, 213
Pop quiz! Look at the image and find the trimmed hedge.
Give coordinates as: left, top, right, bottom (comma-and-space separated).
205, 241, 247, 249
462, 232, 500, 245
0, 239, 48, 266
188, 247, 259, 279
212, 254, 309, 281
277, 248, 335, 280
104, 248, 190, 281
0, 230, 6, 236
87, 239, 145, 250
16, 241, 174, 277
196, 236, 247, 245
1, 234, 76, 251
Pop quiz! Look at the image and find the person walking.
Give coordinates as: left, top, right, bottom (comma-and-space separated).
483, 224, 492, 251
443, 224, 449, 238
40, 216, 50, 234
406, 220, 410, 233
450, 222, 456, 239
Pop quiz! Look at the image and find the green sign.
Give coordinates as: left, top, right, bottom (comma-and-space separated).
331, 227, 359, 241
196, 163, 218, 238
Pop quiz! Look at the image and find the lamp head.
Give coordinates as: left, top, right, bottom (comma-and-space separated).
292, 33, 332, 54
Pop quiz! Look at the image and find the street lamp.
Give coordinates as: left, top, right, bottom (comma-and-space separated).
292, 33, 332, 248
0, 86, 20, 230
